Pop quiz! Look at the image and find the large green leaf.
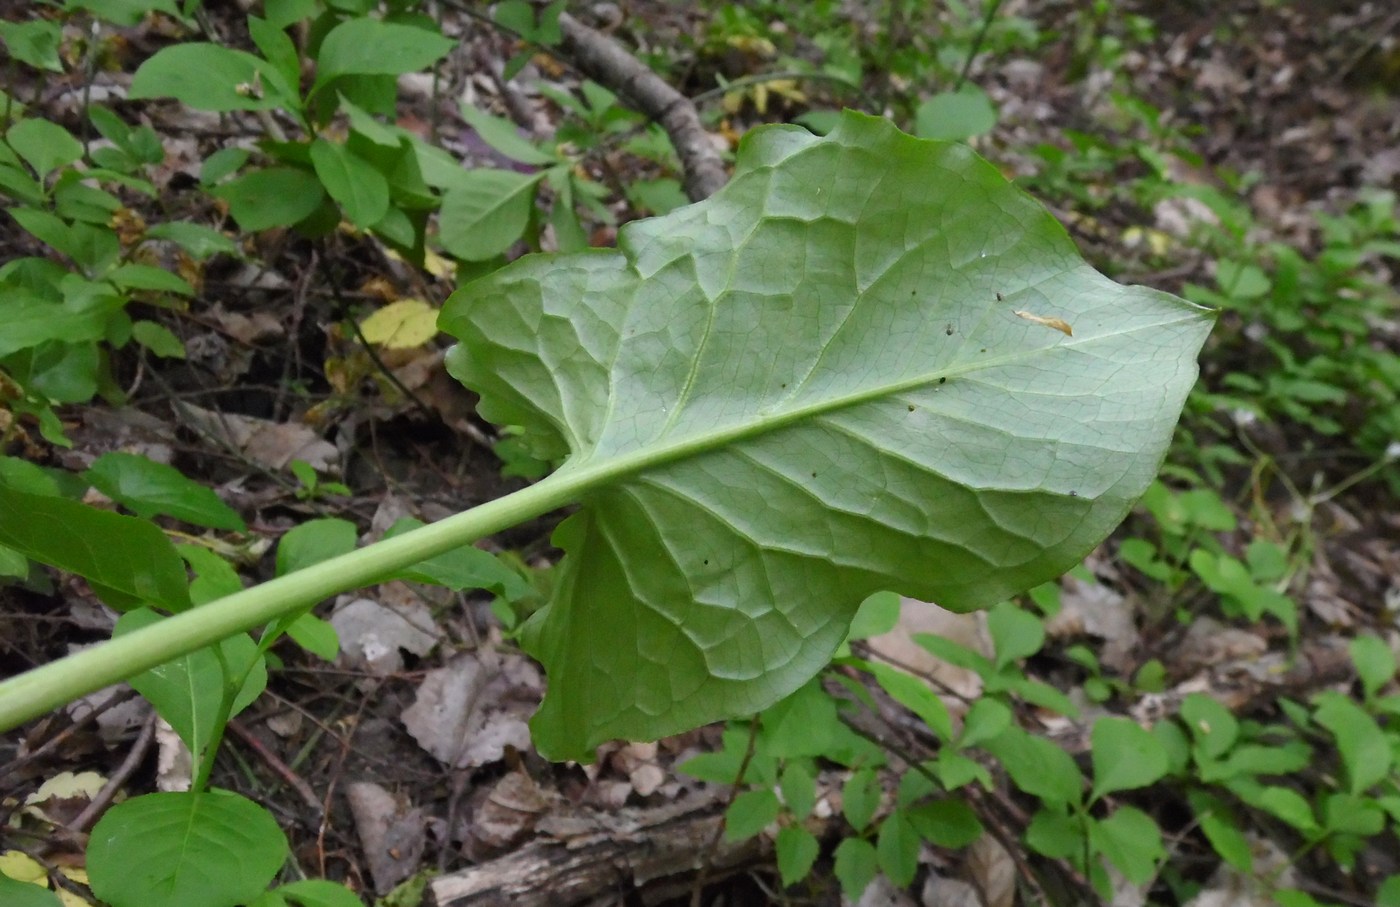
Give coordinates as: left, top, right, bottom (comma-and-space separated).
0, 480, 190, 613
114, 608, 267, 761
437, 169, 542, 261
439, 111, 1212, 760
85, 452, 245, 531
129, 44, 289, 112
87, 789, 287, 907
311, 18, 454, 95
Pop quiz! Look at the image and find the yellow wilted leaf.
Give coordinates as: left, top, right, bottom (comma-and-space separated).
25, 770, 106, 805
359, 299, 439, 349
57, 887, 92, 906
422, 248, 453, 279
0, 849, 47, 883
1013, 310, 1074, 336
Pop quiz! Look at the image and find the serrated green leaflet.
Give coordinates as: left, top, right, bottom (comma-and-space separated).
439, 111, 1213, 760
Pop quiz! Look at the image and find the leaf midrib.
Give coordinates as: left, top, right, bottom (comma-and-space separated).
555, 308, 1205, 495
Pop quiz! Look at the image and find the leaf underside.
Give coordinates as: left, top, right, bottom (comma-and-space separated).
440, 111, 1213, 760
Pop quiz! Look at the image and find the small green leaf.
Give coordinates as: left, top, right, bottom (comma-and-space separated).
438, 169, 542, 261
178, 545, 244, 606
934, 750, 990, 790
1253, 786, 1318, 833
88, 789, 288, 907
907, 799, 983, 848
9, 207, 120, 272
1321, 792, 1385, 837
1188, 790, 1252, 872
0, 19, 63, 72
1378, 874, 1400, 907
833, 837, 878, 901
247, 16, 300, 100
1090, 717, 1168, 800
0, 480, 190, 612
1180, 692, 1239, 760
459, 104, 557, 165
842, 767, 880, 831
780, 761, 816, 819
0, 291, 112, 357
7, 118, 82, 179
958, 698, 1011, 749
848, 590, 901, 641
132, 320, 187, 359
340, 95, 403, 147
213, 167, 327, 232
1025, 807, 1082, 859
1090, 806, 1164, 884
285, 612, 339, 660
984, 727, 1082, 806
876, 809, 920, 887
864, 661, 953, 741
85, 452, 245, 531
312, 18, 454, 92
548, 172, 589, 253
383, 518, 532, 599
70, 0, 182, 27
1209, 743, 1311, 781
678, 726, 761, 784
1273, 891, 1326, 907
0, 873, 62, 907
115, 609, 267, 759
915, 86, 998, 141
107, 263, 195, 296
1350, 636, 1396, 700
130, 44, 286, 112
1313, 692, 1391, 794
775, 826, 819, 887
200, 148, 250, 186
277, 518, 358, 576
144, 222, 240, 260
309, 137, 390, 228
988, 601, 1045, 669
264, 880, 364, 907
724, 789, 779, 842
757, 679, 842, 759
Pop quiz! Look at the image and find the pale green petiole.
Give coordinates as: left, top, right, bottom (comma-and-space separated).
0, 472, 576, 732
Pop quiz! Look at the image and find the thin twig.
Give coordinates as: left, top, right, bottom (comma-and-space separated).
690, 717, 761, 907
227, 718, 325, 819
67, 709, 157, 834
954, 0, 1006, 92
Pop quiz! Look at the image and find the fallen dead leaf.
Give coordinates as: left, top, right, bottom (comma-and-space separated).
401, 649, 539, 769
962, 834, 1014, 907
465, 770, 556, 859
865, 598, 990, 722
23, 771, 106, 825
1045, 576, 1140, 673
176, 402, 338, 472
346, 780, 425, 896
330, 595, 440, 676
154, 719, 191, 792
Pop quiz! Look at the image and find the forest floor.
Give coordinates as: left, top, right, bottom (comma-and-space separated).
2, 2, 1399, 906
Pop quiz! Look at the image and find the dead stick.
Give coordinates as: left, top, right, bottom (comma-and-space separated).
556, 12, 727, 202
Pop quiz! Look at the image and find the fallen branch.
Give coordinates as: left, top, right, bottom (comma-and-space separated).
427, 794, 767, 907
556, 13, 728, 202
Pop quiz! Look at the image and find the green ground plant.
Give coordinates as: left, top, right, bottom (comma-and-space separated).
3, 2, 1398, 906
0, 92, 1209, 905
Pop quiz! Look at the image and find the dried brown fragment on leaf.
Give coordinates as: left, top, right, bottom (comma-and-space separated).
1013, 309, 1074, 336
